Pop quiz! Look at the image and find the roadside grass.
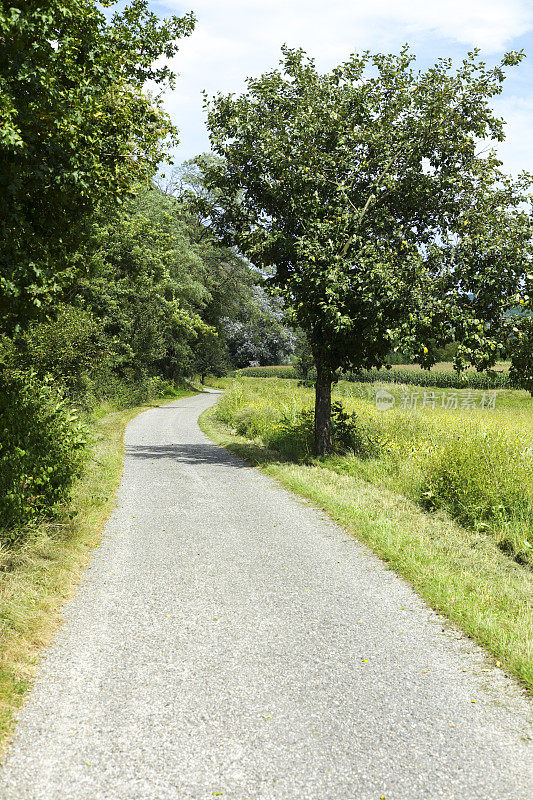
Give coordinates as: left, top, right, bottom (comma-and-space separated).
199, 379, 533, 690
0, 387, 197, 757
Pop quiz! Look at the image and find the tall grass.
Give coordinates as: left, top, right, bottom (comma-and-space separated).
215, 378, 533, 567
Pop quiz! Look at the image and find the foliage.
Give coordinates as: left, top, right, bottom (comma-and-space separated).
158, 155, 260, 323
329, 401, 384, 457
222, 286, 296, 368
264, 411, 315, 461
14, 306, 105, 398
65, 181, 261, 387
293, 331, 315, 380
508, 316, 533, 394
61, 183, 260, 390
0, 0, 195, 330
3, 177, 263, 411
204, 45, 532, 452
192, 328, 227, 382
264, 401, 384, 461
0, 371, 87, 539
73, 184, 212, 384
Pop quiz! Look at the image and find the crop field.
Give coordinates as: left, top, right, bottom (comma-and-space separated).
379, 361, 510, 373
236, 363, 513, 389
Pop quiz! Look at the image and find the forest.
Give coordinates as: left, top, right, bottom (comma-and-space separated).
0, 2, 296, 538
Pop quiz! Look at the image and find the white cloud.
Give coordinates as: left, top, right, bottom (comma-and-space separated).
161, 0, 533, 171
169, 0, 533, 56
492, 96, 533, 175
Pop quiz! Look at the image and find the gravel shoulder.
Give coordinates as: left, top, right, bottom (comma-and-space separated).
0, 392, 531, 800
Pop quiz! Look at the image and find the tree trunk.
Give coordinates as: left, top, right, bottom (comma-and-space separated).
314, 364, 332, 456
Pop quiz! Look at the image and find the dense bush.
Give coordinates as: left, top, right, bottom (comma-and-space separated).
264, 403, 385, 461
16, 306, 105, 399
81, 371, 179, 410
264, 411, 314, 461
0, 371, 88, 540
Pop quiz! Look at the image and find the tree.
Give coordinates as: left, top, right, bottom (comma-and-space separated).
204, 46, 532, 454
222, 286, 296, 368
157, 155, 259, 328
191, 328, 227, 383
0, 0, 195, 331
69, 184, 212, 384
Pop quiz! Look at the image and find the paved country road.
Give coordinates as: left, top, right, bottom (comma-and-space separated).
0, 392, 532, 800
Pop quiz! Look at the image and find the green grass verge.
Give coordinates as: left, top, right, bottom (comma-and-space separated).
0, 389, 198, 757
200, 407, 533, 692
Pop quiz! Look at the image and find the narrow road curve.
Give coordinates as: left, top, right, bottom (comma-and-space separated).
1, 393, 531, 800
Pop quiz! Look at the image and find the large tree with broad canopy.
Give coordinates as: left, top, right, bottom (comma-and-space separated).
203, 45, 532, 455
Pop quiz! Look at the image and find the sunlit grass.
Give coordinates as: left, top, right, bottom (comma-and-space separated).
212, 378, 533, 565
201, 405, 533, 691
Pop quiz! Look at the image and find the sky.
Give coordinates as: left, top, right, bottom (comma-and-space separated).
146, 0, 533, 176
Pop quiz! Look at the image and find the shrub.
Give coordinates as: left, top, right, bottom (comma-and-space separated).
265, 409, 315, 461
18, 306, 106, 399
263, 401, 385, 461
329, 401, 384, 458
233, 406, 280, 439
0, 370, 88, 540
420, 429, 533, 561
81, 370, 175, 410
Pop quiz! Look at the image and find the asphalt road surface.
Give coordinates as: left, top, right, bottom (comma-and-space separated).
0, 392, 532, 800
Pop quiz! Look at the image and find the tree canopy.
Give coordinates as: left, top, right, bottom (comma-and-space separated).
204, 45, 533, 453
0, 0, 195, 330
